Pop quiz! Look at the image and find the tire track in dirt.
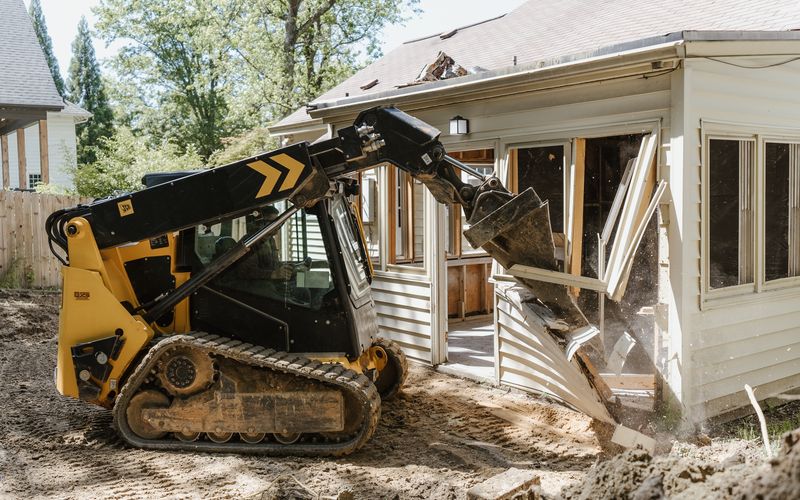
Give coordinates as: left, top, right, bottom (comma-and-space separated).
0, 290, 600, 499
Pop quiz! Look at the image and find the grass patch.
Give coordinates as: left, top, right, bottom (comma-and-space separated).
729, 400, 800, 454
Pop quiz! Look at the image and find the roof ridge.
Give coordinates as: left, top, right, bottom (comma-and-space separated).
402, 13, 507, 45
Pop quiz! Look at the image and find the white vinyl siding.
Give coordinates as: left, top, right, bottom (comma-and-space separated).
1, 112, 79, 190
685, 58, 800, 419
371, 274, 432, 363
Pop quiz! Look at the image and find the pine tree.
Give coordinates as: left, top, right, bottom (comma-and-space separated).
67, 17, 114, 165
29, 0, 65, 97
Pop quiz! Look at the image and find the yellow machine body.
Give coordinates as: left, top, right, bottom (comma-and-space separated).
55, 216, 384, 408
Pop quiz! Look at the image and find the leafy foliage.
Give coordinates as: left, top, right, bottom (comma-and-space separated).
28, 0, 65, 97
225, 0, 418, 121
72, 128, 203, 198
94, 0, 416, 160
68, 17, 115, 165
207, 128, 278, 167
94, 0, 243, 160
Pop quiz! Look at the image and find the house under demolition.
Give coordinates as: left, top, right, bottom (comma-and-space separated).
270, 0, 800, 425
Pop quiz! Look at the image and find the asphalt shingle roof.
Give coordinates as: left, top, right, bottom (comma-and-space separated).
274, 0, 800, 129
0, 0, 64, 109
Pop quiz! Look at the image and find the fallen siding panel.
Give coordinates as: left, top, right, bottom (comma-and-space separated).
496, 285, 613, 423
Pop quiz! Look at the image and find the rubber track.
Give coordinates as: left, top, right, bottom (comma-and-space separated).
112, 332, 381, 456
373, 337, 408, 401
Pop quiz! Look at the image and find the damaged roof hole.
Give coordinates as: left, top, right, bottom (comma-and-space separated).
411, 51, 468, 85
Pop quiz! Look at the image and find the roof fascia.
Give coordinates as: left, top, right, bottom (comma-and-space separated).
309, 41, 683, 122
267, 117, 326, 137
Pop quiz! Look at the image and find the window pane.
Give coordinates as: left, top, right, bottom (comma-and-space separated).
202, 206, 334, 310
413, 179, 424, 260
517, 145, 564, 232
359, 169, 380, 263
708, 139, 753, 289
765, 142, 790, 281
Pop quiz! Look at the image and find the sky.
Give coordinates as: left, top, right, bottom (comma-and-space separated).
25, 0, 529, 76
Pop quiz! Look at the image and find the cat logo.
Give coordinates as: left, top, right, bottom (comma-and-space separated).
74, 291, 90, 300
117, 199, 134, 217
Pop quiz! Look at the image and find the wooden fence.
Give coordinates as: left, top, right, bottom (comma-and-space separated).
0, 191, 89, 288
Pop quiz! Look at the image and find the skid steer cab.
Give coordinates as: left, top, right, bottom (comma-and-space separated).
46, 105, 552, 455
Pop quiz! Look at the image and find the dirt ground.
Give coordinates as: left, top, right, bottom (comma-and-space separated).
0, 289, 797, 499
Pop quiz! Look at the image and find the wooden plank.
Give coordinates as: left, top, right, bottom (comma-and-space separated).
507, 264, 606, 291
568, 138, 586, 296
484, 263, 493, 314
1, 134, 8, 189
447, 265, 463, 317
509, 149, 518, 193
38, 120, 49, 185
0, 191, 88, 288
16, 128, 26, 189
600, 373, 656, 390
465, 263, 484, 315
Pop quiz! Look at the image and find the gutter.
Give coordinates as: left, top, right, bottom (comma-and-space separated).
268, 116, 326, 136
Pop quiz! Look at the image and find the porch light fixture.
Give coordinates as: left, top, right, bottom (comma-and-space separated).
449, 115, 469, 135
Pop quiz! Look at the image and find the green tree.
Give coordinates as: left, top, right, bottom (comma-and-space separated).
207, 128, 277, 166
67, 17, 115, 165
226, 0, 418, 120
72, 128, 203, 198
28, 0, 65, 97
95, 0, 241, 160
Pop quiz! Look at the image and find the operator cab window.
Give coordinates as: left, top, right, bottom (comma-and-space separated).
194, 204, 334, 310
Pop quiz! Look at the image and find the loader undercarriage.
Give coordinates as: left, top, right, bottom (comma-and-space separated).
114, 332, 391, 456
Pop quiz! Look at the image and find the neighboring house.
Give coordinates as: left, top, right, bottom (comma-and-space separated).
0, 0, 90, 190
271, 0, 800, 425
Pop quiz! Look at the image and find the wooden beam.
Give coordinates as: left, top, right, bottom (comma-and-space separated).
509, 149, 518, 193
1, 134, 8, 189
568, 139, 586, 295
507, 264, 606, 292
599, 373, 656, 390
16, 128, 26, 189
39, 120, 49, 184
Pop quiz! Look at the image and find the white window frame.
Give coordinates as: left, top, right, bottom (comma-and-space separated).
760, 136, 800, 292
701, 119, 800, 308
702, 133, 757, 301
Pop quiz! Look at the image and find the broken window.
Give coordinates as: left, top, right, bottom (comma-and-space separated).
707, 138, 755, 289
505, 133, 663, 302
765, 142, 800, 282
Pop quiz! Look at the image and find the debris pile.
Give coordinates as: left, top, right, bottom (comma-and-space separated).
738, 429, 800, 499
562, 428, 800, 499
413, 51, 468, 83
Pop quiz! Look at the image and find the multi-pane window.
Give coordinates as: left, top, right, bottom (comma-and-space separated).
28, 173, 42, 188
765, 142, 800, 282
705, 136, 800, 293
707, 138, 755, 289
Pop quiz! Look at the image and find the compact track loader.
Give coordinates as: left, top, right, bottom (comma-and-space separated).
47, 106, 587, 456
